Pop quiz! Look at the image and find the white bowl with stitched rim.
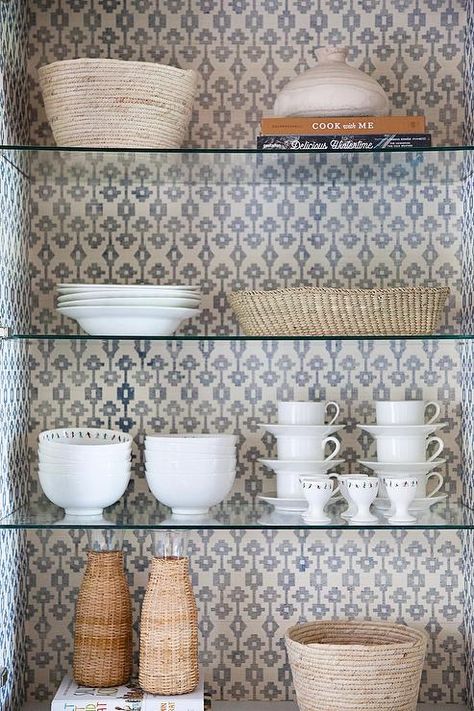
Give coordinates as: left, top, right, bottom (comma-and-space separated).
145, 467, 236, 515
145, 460, 236, 476
39, 427, 132, 444
38, 468, 131, 515
57, 305, 200, 336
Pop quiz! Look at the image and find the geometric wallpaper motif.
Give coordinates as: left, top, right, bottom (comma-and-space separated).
0, 1, 30, 709
26, 529, 465, 705
20, 0, 470, 705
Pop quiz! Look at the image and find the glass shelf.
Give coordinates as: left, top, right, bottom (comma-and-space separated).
1, 496, 473, 530
4, 333, 472, 342
1, 144, 470, 185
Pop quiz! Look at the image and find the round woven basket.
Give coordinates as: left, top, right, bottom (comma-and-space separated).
286, 620, 427, 711
229, 286, 449, 336
38, 58, 198, 148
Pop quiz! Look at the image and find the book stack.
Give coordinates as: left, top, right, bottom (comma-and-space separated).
51, 675, 208, 711
257, 115, 431, 151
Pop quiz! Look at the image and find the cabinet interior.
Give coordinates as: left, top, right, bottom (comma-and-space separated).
1, 1, 473, 710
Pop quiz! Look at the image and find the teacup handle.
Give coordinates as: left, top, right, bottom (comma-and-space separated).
323, 436, 341, 461
426, 471, 444, 498
325, 401, 340, 425
426, 436, 444, 461
425, 401, 441, 425
327, 472, 341, 498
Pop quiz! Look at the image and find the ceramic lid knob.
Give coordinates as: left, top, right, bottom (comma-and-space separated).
273, 44, 390, 118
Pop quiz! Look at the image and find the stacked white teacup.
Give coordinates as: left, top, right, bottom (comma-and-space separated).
258, 400, 344, 515
357, 399, 447, 522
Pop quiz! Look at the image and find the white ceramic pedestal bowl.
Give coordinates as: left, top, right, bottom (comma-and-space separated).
385, 476, 418, 524
38, 468, 131, 516
299, 476, 339, 524
344, 477, 379, 523
145, 468, 236, 515
337, 474, 369, 519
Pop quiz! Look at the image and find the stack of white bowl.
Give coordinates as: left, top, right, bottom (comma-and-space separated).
145, 434, 237, 515
56, 283, 202, 336
257, 400, 344, 513
38, 428, 132, 516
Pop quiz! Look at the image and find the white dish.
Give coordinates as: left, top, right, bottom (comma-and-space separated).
58, 289, 200, 300
57, 305, 200, 336
259, 423, 344, 437
145, 467, 236, 515
257, 493, 308, 513
357, 422, 447, 436
358, 459, 446, 475
39, 427, 132, 445
373, 493, 448, 513
38, 467, 131, 516
145, 462, 236, 476
146, 434, 237, 451
57, 282, 200, 292
58, 297, 201, 308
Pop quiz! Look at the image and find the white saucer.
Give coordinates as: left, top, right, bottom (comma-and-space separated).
373, 493, 447, 513
259, 423, 345, 437
358, 459, 446, 475
258, 492, 308, 513
358, 422, 447, 437
259, 458, 344, 473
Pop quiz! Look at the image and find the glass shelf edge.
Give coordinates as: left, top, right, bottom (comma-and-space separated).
2, 143, 474, 155
5, 333, 472, 342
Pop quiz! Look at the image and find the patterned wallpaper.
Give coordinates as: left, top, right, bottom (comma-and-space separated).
0, 1, 30, 709
20, 0, 471, 706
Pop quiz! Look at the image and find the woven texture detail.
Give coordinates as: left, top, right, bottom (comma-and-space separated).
38, 58, 197, 148
73, 551, 132, 687
286, 620, 427, 711
139, 556, 199, 695
229, 286, 450, 337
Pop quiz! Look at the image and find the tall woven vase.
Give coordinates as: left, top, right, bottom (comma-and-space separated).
73, 531, 132, 687
139, 531, 199, 694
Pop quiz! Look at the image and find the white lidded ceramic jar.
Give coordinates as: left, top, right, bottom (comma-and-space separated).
274, 45, 389, 117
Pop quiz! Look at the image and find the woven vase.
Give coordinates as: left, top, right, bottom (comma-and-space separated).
139, 556, 199, 694
73, 550, 132, 687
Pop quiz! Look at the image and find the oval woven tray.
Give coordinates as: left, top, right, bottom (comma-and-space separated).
229, 286, 450, 336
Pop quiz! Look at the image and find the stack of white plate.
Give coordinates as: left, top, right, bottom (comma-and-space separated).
56, 283, 202, 336
145, 434, 237, 515
38, 427, 132, 516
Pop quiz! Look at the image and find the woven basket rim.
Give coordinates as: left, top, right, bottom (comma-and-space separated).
38, 58, 196, 77
286, 620, 428, 651
230, 286, 450, 299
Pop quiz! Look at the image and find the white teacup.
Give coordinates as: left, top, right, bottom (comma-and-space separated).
375, 435, 444, 463
375, 399, 440, 426
377, 470, 443, 499
278, 400, 340, 426
299, 475, 340, 523
276, 434, 341, 461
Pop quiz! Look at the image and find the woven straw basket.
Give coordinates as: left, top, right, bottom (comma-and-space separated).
73, 550, 132, 687
139, 556, 199, 695
229, 286, 449, 336
286, 620, 427, 711
38, 58, 197, 148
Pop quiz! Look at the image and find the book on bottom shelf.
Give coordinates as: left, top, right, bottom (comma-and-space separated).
256, 134, 432, 151
51, 675, 206, 711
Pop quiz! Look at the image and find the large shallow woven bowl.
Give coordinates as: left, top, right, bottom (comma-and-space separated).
38, 58, 197, 148
286, 620, 427, 711
229, 286, 449, 336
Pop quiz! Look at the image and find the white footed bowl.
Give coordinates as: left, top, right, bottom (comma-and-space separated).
39, 468, 131, 515
145, 468, 236, 515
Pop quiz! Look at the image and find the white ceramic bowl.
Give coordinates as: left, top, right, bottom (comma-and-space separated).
57, 283, 200, 291
145, 434, 237, 450
145, 467, 236, 515
145, 460, 236, 476
57, 305, 199, 336
58, 297, 201, 309
39, 461, 131, 476
39, 468, 131, 515
58, 290, 200, 302
39, 427, 132, 445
